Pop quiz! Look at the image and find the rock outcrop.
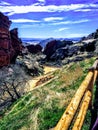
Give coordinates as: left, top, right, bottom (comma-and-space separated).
81, 29, 98, 40
43, 40, 73, 60
43, 29, 98, 63
10, 28, 23, 63
27, 44, 42, 54
16, 54, 44, 76
0, 12, 23, 67
0, 12, 12, 67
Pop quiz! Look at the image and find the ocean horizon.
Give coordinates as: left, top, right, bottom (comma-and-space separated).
22, 37, 81, 46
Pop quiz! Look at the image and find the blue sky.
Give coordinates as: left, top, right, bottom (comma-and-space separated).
0, 0, 98, 38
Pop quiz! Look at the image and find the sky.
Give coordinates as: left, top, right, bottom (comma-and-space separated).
0, 0, 98, 38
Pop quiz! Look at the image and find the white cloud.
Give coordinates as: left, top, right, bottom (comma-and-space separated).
52, 19, 90, 25
11, 19, 40, 23
0, 1, 11, 5
73, 19, 90, 23
58, 28, 69, 31
44, 17, 64, 22
75, 9, 91, 12
54, 27, 69, 32
53, 21, 71, 25
37, 0, 45, 2
0, 3, 98, 15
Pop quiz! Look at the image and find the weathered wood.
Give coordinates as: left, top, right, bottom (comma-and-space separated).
54, 71, 94, 130
89, 59, 98, 70
88, 70, 98, 108
92, 60, 98, 69
93, 70, 98, 84
90, 71, 98, 129
72, 90, 92, 130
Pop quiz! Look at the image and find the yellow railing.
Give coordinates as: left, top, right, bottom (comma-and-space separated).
54, 60, 98, 130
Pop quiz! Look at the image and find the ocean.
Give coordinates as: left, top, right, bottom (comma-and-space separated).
22, 37, 81, 47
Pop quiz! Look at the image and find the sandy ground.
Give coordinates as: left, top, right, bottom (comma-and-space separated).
25, 66, 59, 92
44, 66, 59, 74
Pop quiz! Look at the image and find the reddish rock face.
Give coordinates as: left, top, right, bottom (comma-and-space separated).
0, 27, 11, 66
0, 12, 23, 67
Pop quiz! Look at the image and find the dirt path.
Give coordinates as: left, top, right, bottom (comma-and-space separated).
44, 66, 59, 74
25, 66, 59, 92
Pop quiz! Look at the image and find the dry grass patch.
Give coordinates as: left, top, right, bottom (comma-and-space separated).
60, 64, 83, 87
0, 58, 96, 130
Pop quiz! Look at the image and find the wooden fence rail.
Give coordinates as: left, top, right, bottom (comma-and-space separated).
54, 60, 98, 130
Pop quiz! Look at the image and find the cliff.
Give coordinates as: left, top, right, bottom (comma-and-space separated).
0, 12, 23, 67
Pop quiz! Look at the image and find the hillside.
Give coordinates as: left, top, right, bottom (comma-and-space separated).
0, 57, 96, 130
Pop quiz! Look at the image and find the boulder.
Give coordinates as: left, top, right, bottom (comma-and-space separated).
43, 40, 72, 60
10, 28, 23, 63
61, 40, 73, 46
43, 40, 57, 60
80, 41, 96, 52
67, 45, 79, 56
16, 54, 43, 76
39, 38, 54, 48
27, 44, 42, 54
50, 46, 68, 60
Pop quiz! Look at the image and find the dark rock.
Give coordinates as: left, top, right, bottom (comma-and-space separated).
10, 28, 23, 63
94, 29, 98, 39
43, 40, 57, 60
43, 40, 72, 60
85, 42, 95, 52
0, 12, 11, 30
80, 36, 86, 41
68, 45, 79, 56
39, 38, 54, 48
27, 44, 42, 54
50, 47, 68, 60
62, 40, 73, 46
80, 29, 98, 41
80, 41, 96, 52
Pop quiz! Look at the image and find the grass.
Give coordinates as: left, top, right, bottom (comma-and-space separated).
0, 57, 96, 130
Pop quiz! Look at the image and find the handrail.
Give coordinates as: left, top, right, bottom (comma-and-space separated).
54, 60, 98, 130
72, 90, 92, 130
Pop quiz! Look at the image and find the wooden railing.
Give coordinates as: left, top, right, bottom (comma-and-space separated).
54, 60, 98, 130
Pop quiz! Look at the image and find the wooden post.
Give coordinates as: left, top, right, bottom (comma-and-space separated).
72, 71, 98, 130
88, 70, 98, 108
54, 71, 94, 130
90, 71, 98, 129
91, 60, 98, 70
72, 90, 92, 130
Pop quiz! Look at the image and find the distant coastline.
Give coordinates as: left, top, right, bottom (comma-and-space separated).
22, 37, 81, 46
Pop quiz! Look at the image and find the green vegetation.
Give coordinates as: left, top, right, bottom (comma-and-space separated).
0, 57, 96, 130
